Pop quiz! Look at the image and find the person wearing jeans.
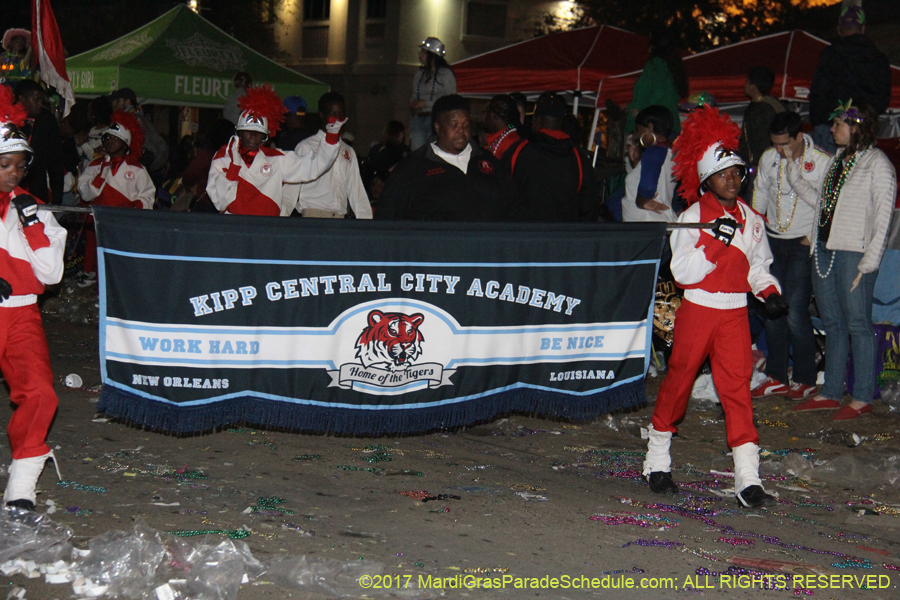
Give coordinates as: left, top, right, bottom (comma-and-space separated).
811, 246, 878, 407
786, 100, 895, 420
762, 237, 818, 392
751, 112, 831, 400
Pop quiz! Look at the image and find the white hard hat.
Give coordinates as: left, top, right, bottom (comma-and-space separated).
236, 110, 269, 136
104, 120, 132, 147
697, 142, 746, 194
419, 37, 446, 57
0, 122, 32, 157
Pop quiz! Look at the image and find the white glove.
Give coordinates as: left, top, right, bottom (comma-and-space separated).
325, 117, 348, 135
229, 136, 243, 163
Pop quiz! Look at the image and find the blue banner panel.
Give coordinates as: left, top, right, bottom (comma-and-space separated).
94, 208, 666, 434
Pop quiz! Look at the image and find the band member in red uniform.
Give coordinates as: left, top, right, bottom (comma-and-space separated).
642, 106, 789, 509
76, 111, 153, 287
207, 84, 345, 216
0, 86, 67, 511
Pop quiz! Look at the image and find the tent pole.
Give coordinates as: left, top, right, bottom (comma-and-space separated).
589, 106, 601, 163
782, 30, 794, 100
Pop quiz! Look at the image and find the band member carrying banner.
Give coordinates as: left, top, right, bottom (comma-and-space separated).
0, 85, 67, 511
642, 105, 789, 509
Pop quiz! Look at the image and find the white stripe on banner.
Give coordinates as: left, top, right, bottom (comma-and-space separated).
105, 299, 646, 395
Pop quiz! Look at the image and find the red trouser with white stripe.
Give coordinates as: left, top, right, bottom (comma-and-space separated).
651, 299, 759, 449
2, 305, 58, 459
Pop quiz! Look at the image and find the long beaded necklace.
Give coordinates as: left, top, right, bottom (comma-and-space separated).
772, 137, 809, 233
415, 69, 438, 102
813, 149, 866, 278
487, 125, 516, 156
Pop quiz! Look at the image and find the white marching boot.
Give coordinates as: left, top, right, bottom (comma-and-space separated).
4, 451, 61, 511
643, 427, 672, 475
643, 427, 678, 493
732, 443, 775, 509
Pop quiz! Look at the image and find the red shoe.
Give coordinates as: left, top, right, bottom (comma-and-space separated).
751, 376, 790, 398
832, 404, 873, 421
786, 382, 817, 400
794, 396, 841, 411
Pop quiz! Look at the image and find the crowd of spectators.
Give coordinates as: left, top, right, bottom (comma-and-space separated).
0, 3, 896, 518
0, 4, 894, 424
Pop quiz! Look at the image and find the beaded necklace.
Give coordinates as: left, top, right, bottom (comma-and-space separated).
772, 137, 809, 233
813, 149, 866, 278
487, 125, 516, 156
415, 68, 438, 101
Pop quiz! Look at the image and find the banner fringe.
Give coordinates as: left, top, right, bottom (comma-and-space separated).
97, 382, 647, 436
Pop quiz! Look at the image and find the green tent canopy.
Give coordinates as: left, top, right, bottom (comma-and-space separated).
66, 5, 328, 108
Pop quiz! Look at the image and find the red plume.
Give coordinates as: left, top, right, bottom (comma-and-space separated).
238, 84, 286, 136
110, 110, 144, 156
672, 105, 741, 205
0, 85, 27, 127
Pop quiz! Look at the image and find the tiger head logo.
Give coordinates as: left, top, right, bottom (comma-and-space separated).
355, 310, 425, 371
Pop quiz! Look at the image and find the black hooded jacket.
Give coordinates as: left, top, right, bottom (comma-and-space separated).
810, 34, 891, 125
506, 130, 598, 222
21, 109, 65, 204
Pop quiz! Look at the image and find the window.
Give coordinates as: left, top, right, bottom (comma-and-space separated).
303, 0, 330, 58
304, 0, 330, 21
366, 0, 387, 19
302, 25, 329, 58
365, 0, 387, 42
365, 23, 386, 40
465, 1, 507, 39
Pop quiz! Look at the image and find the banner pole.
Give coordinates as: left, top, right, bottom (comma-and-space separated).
38, 205, 93, 214
37, 205, 716, 230
667, 222, 715, 230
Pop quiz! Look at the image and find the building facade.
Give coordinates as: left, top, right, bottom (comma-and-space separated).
273, 0, 569, 150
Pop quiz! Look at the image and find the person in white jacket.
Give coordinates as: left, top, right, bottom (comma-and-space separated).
788, 100, 896, 420
77, 111, 154, 287
622, 106, 677, 224
290, 92, 372, 219
751, 112, 831, 401
0, 87, 67, 512
206, 84, 344, 217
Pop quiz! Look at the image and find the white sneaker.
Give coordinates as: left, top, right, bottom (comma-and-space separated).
4, 451, 61, 510
76, 272, 97, 288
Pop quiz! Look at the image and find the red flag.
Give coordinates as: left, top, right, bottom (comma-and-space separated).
31, 0, 74, 116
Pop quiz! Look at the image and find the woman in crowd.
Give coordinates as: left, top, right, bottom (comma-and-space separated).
787, 101, 896, 420
1, 29, 33, 85
481, 95, 523, 162
409, 37, 456, 151
622, 105, 677, 224
625, 31, 688, 137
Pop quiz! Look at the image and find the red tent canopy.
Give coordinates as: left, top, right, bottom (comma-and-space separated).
454, 25, 652, 95
596, 30, 900, 109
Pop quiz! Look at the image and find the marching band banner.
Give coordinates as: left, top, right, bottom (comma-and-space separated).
94, 208, 666, 434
